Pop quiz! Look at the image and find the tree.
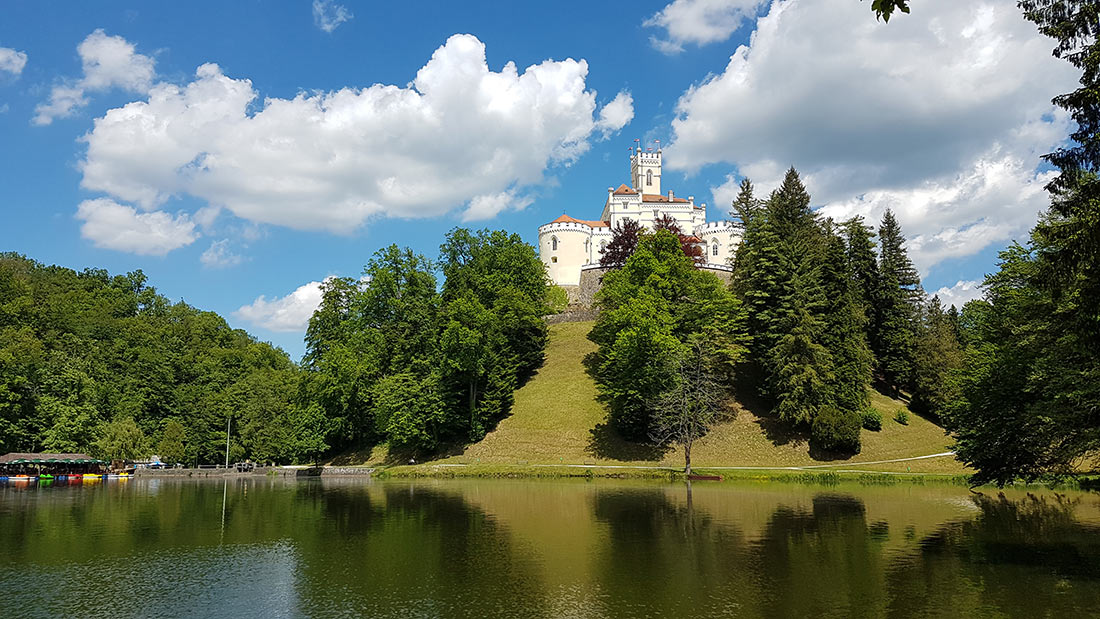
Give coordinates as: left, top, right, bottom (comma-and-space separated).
372, 373, 447, 452
842, 216, 880, 334
654, 214, 705, 265
591, 230, 748, 441
868, 0, 910, 22
729, 178, 762, 271
0, 253, 308, 464
157, 419, 187, 464
945, 2, 1100, 484
734, 168, 835, 422
910, 296, 963, 419
650, 339, 730, 475
95, 417, 148, 461
874, 210, 921, 394
947, 245, 1100, 485
820, 227, 873, 412
600, 218, 643, 269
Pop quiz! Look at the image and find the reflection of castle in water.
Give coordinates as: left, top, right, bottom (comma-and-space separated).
537, 144, 739, 304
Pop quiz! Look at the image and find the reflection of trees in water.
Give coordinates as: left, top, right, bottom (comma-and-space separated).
884, 492, 1100, 618
751, 494, 886, 618
292, 481, 550, 618
590, 486, 751, 617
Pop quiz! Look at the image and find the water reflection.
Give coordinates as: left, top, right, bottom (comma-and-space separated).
0, 479, 1098, 618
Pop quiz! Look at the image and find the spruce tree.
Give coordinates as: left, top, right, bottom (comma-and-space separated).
820, 227, 873, 412
734, 168, 835, 423
911, 295, 962, 419
841, 216, 880, 334
875, 210, 921, 394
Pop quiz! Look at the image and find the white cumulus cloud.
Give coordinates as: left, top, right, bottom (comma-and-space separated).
313, 0, 353, 33
644, 0, 766, 54
670, 0, 1077, 273
200, 239, 244, 268
79, 34, 633, 232
34, 29, 155, 125
75, 198, 197, 255
933, 280, 985, 309
0, 47, 28, 76
596, 91, 634, 138
235, 280, 325, 332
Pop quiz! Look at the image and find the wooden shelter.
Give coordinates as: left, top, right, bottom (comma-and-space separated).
0, 452, 106, 475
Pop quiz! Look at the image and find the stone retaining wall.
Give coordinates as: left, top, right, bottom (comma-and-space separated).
135, 466, 373, 478
545, 309, 599, 324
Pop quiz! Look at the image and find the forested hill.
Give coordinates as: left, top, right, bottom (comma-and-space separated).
0, 253, 318, 464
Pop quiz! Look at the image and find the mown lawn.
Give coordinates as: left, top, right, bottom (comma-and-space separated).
339, 320, 969, 475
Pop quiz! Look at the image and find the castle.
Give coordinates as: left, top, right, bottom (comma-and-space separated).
538, 144, 739, 304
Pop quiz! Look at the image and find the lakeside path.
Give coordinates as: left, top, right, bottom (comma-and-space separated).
423, 451, 960, 476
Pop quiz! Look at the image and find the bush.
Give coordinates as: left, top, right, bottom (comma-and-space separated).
811, 406, 862, 454
546, 285, 569, 313
860, 408, 883, 431
894, 408, 910, 425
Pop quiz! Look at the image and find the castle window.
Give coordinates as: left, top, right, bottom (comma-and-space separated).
712, 242, 719, 256
646, 169, 652, 186
551, 236, 558, 251
551, 256, 558, 263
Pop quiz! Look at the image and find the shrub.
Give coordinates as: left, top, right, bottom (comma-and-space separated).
894, 408, 910, 425
546, 285, 569, 313
860, 408, 883, 431
811, 406, 862, 454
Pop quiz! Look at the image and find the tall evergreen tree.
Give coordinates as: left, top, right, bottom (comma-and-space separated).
910, 296, 963, 419
732, 168, 836, 424
874, 210, 921, 394
820, 227, 873, 412
841, 216, 880, 334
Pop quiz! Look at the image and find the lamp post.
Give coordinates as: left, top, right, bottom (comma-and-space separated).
224, 416, 231, 468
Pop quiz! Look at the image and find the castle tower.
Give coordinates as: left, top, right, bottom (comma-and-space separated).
630, 144, 661, 195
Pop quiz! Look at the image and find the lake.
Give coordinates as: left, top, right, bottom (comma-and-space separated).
1, 477, 1098, 618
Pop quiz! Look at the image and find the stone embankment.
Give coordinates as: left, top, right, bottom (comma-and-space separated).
135, 466, 374, 478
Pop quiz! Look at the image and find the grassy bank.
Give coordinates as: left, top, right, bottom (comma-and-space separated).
337, 320, 970, 477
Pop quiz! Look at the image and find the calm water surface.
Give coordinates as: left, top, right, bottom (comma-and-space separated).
1, 477, 1099, 618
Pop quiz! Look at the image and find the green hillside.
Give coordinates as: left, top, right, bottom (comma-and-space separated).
353, 320, 968, 475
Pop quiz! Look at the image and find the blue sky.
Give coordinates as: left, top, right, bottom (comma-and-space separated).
0, 0, 1078, 359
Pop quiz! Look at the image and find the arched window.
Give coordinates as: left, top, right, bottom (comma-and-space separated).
600, 240, 607, 253
646, 169, 653, 186
712, 241, 719, 257
551, 236, 558, 251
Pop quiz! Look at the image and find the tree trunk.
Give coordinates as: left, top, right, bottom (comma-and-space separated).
469, 380, 476, 433
684, 440, 692, 476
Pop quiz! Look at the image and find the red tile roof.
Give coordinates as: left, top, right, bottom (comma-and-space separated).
612, 184, 637, 195
549, 214, 610, 228
642, 193, 690, 203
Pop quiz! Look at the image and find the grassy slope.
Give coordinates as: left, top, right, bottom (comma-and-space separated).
356, 320, 968, 474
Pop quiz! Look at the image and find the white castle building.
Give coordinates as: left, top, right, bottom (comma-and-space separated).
538, 145, 739, 297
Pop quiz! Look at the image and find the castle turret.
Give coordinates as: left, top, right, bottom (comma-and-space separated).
630, 144, 661, 195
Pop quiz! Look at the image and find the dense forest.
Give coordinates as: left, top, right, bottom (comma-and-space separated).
0, 253, 313, 464
0, 228, 551, 465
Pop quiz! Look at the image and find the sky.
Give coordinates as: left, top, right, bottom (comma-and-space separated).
0, 0, 1079, 360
